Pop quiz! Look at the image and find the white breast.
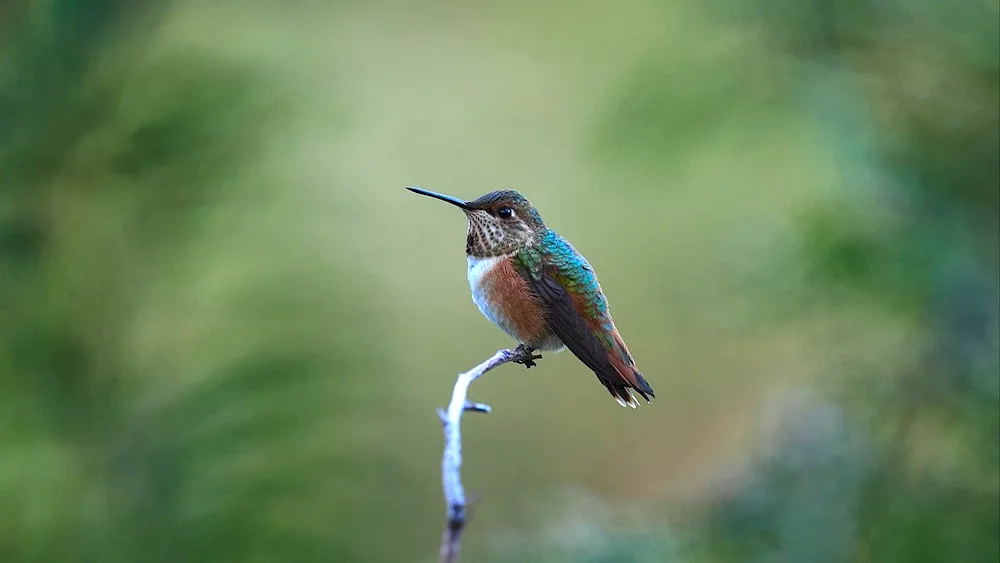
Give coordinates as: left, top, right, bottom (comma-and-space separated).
467, 255, 506, 328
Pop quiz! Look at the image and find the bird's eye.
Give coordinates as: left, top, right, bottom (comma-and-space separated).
497, 206, 515, 219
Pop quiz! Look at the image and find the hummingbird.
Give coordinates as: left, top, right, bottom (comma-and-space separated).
407, 187, 655, 408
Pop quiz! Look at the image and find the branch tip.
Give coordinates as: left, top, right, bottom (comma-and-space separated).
463, 401, 491, 414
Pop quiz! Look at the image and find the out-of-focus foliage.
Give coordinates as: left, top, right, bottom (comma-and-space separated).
542, 0, 999, 561
2, 0, 997, 562
1, 1, 396, 562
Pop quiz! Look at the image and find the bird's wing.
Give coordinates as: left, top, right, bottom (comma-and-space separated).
521, 259, 653, 406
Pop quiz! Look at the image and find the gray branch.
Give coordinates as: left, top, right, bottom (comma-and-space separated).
438, 347, 540, 563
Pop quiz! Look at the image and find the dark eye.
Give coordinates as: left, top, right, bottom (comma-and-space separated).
497, 206, 515, 219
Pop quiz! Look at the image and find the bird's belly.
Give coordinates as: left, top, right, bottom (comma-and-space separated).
467, 256, 506, 326
467, 255, 563, 350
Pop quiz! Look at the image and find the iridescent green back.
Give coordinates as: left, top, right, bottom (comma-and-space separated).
514, 229, 611, 323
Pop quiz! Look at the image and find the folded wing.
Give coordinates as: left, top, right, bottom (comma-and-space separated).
527, 267, 654, 407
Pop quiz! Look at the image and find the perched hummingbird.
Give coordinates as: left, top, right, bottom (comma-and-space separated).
407, 187, 655, 408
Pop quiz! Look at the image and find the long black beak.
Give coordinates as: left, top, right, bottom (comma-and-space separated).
406, 187, 471, 210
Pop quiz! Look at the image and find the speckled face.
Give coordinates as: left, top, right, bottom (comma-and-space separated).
464, 209, 530, 257
462, 190, 545, 257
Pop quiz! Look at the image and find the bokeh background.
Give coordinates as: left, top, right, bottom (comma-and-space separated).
2, 1, 997, 562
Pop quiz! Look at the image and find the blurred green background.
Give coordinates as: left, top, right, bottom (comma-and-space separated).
1, 0, 997, 562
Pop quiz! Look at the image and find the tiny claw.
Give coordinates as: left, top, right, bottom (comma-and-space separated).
512, 345, 543, 369
437, 408, 448, 424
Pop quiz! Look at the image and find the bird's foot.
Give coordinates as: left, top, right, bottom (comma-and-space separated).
512, 344, 543, 369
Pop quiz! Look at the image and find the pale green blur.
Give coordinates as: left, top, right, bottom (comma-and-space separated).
1, 1, 997, 562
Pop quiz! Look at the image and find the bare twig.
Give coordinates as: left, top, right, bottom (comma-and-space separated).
438, 347, 541, 563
